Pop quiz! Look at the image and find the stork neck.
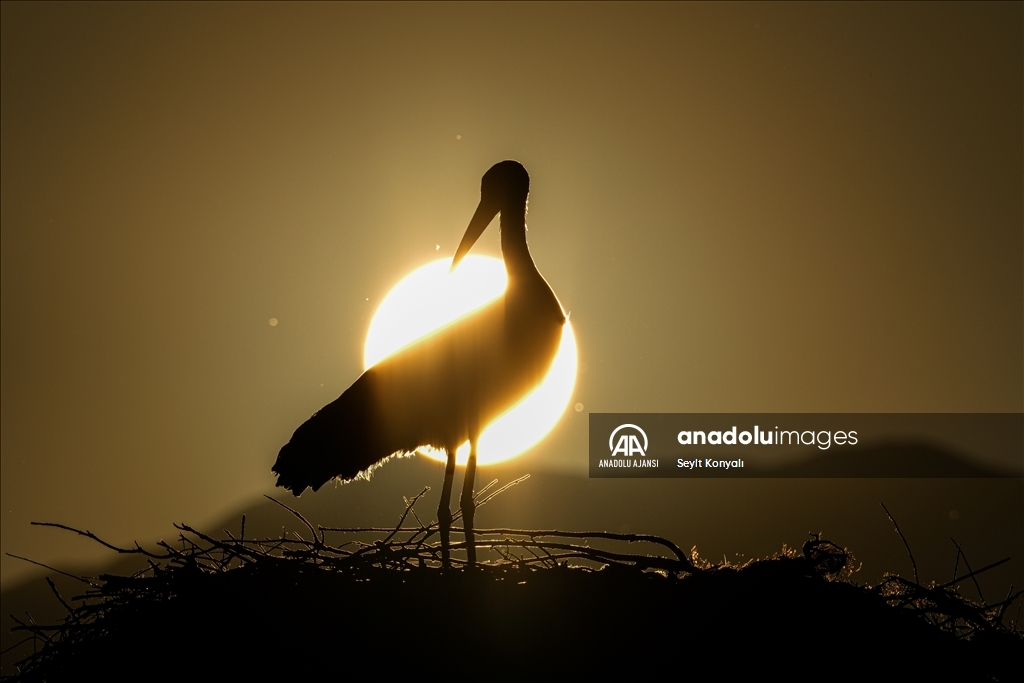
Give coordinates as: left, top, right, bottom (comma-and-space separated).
499, 204, 538, 281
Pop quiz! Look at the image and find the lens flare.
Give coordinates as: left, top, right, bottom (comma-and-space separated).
363, 255, 577, 465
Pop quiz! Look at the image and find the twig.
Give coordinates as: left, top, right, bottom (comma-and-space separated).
951, 543, 961, 584
44, 577, 75, 615
320, 526, 422, 533
382, 487, 430, 544
934, 557, 1009, 592
991, 587, 1024, 615
473, 478, 499, 501
950, 539, 986, 606
5, 554, 96, 586
473, 475, 530, 510
30, 522, 169, 560
880, 503, 918, 585
998, 584, 1016, 622
468, 528, 696, 570
265, 495, 322, 546
0, 635, 38, 657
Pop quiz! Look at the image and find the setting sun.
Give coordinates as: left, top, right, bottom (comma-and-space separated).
364, 255, 577, 466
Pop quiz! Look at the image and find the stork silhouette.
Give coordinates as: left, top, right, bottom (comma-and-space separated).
272, 160, 566, 567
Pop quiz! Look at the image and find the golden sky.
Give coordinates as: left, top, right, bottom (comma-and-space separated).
2, 3, 1020, 587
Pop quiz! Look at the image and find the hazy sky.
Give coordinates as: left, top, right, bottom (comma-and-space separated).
2, 2, 1021, 587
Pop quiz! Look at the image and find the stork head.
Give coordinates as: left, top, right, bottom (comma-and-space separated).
452, 160, 530, 271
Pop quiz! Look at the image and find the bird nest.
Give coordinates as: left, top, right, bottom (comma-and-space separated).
5, 479, 1022, 681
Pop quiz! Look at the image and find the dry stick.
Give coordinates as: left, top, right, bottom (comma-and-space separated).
997, 584, 1015, 621
404, 492, 429, 533
265, 495, 322, 546
497, 551, 611, 567
990, 589, 1024, 629
951, 543, 961, 584
153, 541, 186, 561
171, 530, 221, 565
950, 539, 986, 606
5, 554, 96, 586
0, 636, 39, 657
218, 531, 242, 569
492, 535, 524, 565
30, 522, 169, 560
451, 475, 531, 524
527, 538, 559, 567
469, 527, 694, 568
934, 556, 1009, 592
404, 522, 433, 549
382, 487, 430, 545
174, 524, 292, 565
473, 474, 530, 509
325, 523, 437, 548
473, 478, 499, 501
325, 535, 611, 570
880, 503, 918, 585
522, 543, 547, 566
442, 539, 683, 571
44, 577, 75, 615
177, 533, 203, 552
321, 525, 424, 533
491, 546, 517, 563
311, 524, 697, 571
12, 614, 54, 644
877, 573, 1005, 634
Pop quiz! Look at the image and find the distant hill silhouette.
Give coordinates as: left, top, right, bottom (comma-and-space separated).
748, 440, 1021, 478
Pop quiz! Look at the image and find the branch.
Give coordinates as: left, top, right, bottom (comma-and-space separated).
468, 527, 696, 569
4, 553, 96, 586
881, 503, 918, 585
30, 522, 170, 560
950, 539, 986, 606
933, 557, 1009, 593
382, 487, 430, 545
265, 495, 322, 546
44, 577, 75, 615
473, 474, 530, 510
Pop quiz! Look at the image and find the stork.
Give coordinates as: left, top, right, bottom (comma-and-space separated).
272, 160, 566, 567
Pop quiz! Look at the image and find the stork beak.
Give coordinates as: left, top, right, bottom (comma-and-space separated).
451, 198, 499, 272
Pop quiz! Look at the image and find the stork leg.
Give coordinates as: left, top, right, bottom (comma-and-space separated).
460, 438, 478, 569
437, 447, 457, 569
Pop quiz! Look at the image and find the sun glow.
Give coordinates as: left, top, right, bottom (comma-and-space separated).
363, 255, 577, 466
